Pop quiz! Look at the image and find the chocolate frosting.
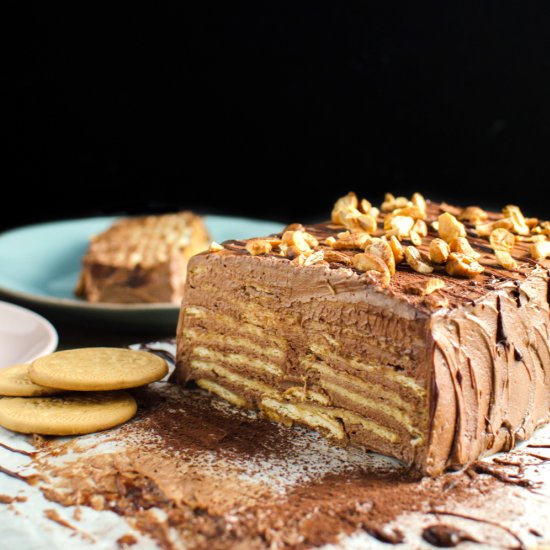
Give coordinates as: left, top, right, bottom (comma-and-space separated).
176, 201, 550, 476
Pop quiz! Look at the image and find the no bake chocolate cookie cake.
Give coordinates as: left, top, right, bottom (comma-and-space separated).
176, 193, 550, 476
76, 211, 210, 304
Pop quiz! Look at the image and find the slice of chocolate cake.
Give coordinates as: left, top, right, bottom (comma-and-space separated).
175, 194, 550, 476
76, 211, 210, 304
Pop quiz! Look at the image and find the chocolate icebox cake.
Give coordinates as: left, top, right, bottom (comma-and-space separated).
176, 192, 550, 476
76, 211, 210, 303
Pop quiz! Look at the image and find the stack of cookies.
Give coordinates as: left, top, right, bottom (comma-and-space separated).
0, 348, 168, 435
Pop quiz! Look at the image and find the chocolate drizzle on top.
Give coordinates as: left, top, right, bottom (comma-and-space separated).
496, 295, 507, 345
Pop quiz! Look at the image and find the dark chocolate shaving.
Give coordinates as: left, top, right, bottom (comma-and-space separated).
422, 524, 478, 547
364, 525, 404, 544
513, 346, 524, 362
496, 295, 507, 345
427, 510, 525, 550
472, 461, 536, 489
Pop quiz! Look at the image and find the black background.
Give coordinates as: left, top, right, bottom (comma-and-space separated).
4, 2, 550, 231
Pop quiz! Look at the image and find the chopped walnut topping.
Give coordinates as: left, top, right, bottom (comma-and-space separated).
404, 246, 434, 274
356, 213, 378, 233
411, 192, 427, 214
352, 253, 391, 286
331, 192, 358, 224
438, 212, 467, 243
341, 210, 377, 233
515, 234, 547, 243
246, 239, 272, 256
502, 205, 530, 236
449, 237, 480, 259
475, 218, 514, 237
405, 277, 446, 296
325, 236, 336, 247
413, 219, 428, 237
283, 223, 305, 233
387, 235, 405, 264
302, 232, 319, 247
209, 241, 224, 252
330, 232, 372, 250
459, 206, 488, 224
391, 205, 426, 221
365, 238, 396, 275
359, 199, 380, 219
530, 240, 550, 260
525, 217, 539, 229
445, 252, 484, 278
282, 230, 310, 253
322, 250, 352, 265
293, 250, 326, 267
384, 215, 415, 239
489, 228, 515, 252
279, 243, 306, 259
409, 230, 422, 246
429, 238, 450, 264
381, 193, 411, 212
494, 250, 517, 270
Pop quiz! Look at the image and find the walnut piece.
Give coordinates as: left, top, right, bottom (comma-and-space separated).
502, 205, 530, 236
404, 246, 434, 274
246, 239, 272, 256
283, 223, 305, 233
411, 192, 427, 214
459, 206, 488, 224
352, 253, 391, 286
405, 277, 446, 296
445, 252, 484, 278
530, 240, 550, 260
494, 250, 517, 270
449, 237, 480, 259
282, 230, 310, 253
409, 230, 422, 246
384, 215, 415, 239
475, 218, 513, 237
331, 192, 358, 224
438, 212, 467, 243
322, 250, 352, 265
330, 232, 372, 250
209, 241, 224, 252
387, 235, 405, 264
413, 219, 428, 237
429, 238, 450, 264
381, 193, 411, 212
365, 238, 396, 275
489, 228, 515, 252
293, 250, 326, 267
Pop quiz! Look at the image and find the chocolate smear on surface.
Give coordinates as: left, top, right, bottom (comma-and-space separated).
0, 441, 36, 456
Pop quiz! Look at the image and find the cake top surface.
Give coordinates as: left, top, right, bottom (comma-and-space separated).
203, 194, 550, 313
85, 211, 202, 269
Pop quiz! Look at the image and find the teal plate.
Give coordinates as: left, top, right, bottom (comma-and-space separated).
0, 216, 283, 330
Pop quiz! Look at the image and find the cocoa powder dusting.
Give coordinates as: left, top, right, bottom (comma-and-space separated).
2, 382, 548, 549
117, 533, 138, 547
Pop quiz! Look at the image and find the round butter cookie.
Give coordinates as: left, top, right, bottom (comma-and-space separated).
29, 347, 168, 391
0, 364, 63, 397
0, 392, 137, 435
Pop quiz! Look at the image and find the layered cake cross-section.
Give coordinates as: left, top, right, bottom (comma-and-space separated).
76, 211, 210, 304
176, 194, 550, 475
